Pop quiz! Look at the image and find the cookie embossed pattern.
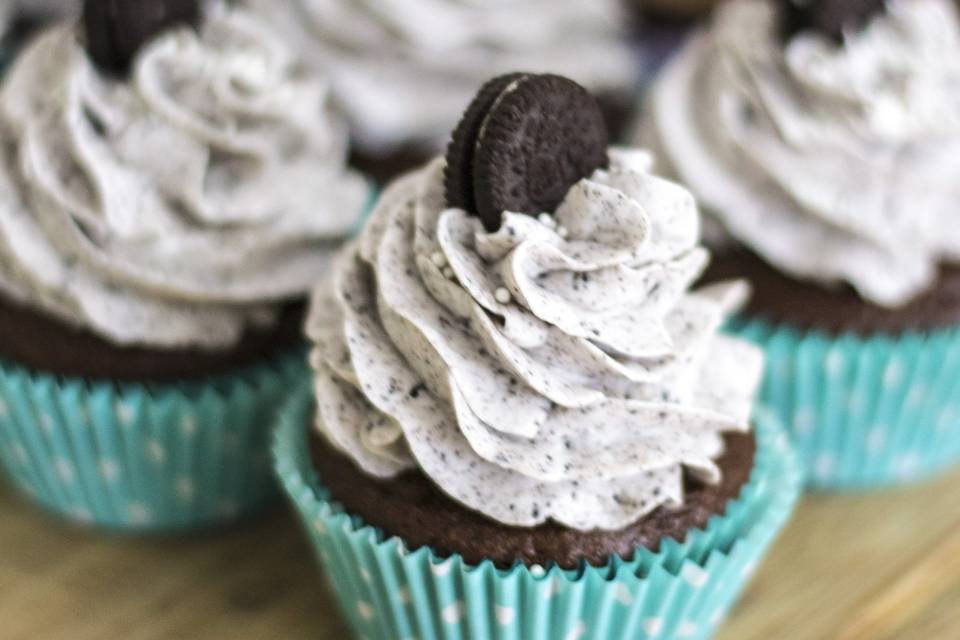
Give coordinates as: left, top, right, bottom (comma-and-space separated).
276, 73, 802, 640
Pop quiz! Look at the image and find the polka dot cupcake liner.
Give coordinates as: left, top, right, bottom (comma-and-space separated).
0, 347, 307, 532
274, 388, 802, 640
730, 318, 960, 490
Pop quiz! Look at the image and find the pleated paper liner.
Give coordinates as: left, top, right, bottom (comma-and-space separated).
275, 389, 802, 640
0, 347, 307, 532
730, 317, 960, 490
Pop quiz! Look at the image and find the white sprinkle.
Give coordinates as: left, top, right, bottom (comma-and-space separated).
538, 213, 556, 228
430, 251, 447, 268
494, 287, 512, 304
557, 226, 569, 239
442, 267, 455, 280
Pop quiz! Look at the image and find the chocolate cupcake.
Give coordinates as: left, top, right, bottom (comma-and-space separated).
0, 0, 371, 531
274, 73, 801, 640
643, 0, 960, 488
239, 0, 639, 185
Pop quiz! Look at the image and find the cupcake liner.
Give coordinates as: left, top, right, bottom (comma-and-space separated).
274, 388, 802, 640
729, 317, 960, 490
0, 348, 308, 532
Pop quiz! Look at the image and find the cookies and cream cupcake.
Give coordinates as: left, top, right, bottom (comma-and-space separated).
0, 0, 370, 531
644, 0, 960, 488
275, 73, 801, 639
241, 0, 638, 183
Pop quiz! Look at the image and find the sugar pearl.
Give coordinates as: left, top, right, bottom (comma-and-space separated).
442, 267, 455, 280
538, 213, 556, 228
494, 287, 512, 304
557, 226, 569, 239
431, 252, 447, 268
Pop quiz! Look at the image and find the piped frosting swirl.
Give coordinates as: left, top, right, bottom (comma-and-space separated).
645, 0, 960, 307
308, 150, 763, 530
0, 5, 370, 348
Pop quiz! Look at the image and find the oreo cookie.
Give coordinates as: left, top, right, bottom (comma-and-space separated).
780, 0, 887, 43
83, 0, 201, 76
445, 73, 609, 232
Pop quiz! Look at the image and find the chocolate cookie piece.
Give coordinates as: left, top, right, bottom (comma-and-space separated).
445, 73, 609, 231
310, 427, 756, 570
82, 0, 200, 76
0, 294, 305, 382
779, 0, 887, 43
702, 248, 960, 335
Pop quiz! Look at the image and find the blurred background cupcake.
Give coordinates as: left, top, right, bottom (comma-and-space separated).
0, 0, 370, 532
642, 0, 960, 489
275, 72, 801, 640
240, 0, 640, 184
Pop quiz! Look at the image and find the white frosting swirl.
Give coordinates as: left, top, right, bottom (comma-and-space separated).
241, 0, 636, 153
0, 6, 370, 348
307, 150, 763, 531
644, 0, 960, 307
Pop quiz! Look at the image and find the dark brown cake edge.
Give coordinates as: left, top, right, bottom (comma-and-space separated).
309, 424, 756, 571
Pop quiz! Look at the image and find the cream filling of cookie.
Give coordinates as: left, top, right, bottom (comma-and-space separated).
242, 0, 636, 153
645, 0, 960, 307
307, 150, 764, 531
0, 5, 370, 348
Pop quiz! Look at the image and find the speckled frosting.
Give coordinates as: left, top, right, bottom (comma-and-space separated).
0, 5, 370, 349
307, 150, 764, 531
242, 0, 636, 153
644, 0, 960, 307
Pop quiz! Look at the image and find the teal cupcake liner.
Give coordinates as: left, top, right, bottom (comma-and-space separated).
274, 389, 802, 640
729, 317, 960, 490
0, 348, 308, 532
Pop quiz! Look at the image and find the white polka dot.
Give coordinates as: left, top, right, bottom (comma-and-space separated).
495, 605, 516, 625
564, 620, 586, 640
175, 477, 195, 501
894, 453, 920, 479
883, 360, 904, 389
866, 428, 887, 454
613, 582, 633, 606
814, 454, 837, 480
530, 564, 546, 578
128, 503, 151, 525
825, 350, 844, 376
357, 601, 375, 620
180, 415, 197, 438
681, 565, 708, 588
396, 586, 411, 605
146, 440, 166, 465
99, 458, 119, 482
12, 444, 28, 465
431, 559, 453, 577
313, 519, 327, 535
644, 618, 664, 636
55, 458, 74, 484
793, 408, 815, 436
906, 385, 927, 408
114, 401, 134, 426
543, 576, 564, 600
442, 601, 464, 624
677, 620, 699, 638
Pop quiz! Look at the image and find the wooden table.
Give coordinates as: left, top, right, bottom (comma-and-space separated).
3, 465, 960, 640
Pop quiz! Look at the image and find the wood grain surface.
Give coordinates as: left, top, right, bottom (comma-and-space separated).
3, 466, 960, 640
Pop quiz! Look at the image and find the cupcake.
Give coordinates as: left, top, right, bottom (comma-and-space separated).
1, 0, 79, 67
240, 0, 638, 184
275, 73, 802, 639
643, 0, 960, 488
0, 0, 370, 531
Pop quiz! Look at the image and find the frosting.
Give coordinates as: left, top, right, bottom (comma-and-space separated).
0, 5, 370, 349
241, 0, 636, 153
644, 0, 960, 307
307, 150, 764, 531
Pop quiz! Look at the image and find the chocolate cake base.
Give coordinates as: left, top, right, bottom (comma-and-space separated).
310, 427, 756, 569
0, 295, 306, 382
702, 249, 960, 336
